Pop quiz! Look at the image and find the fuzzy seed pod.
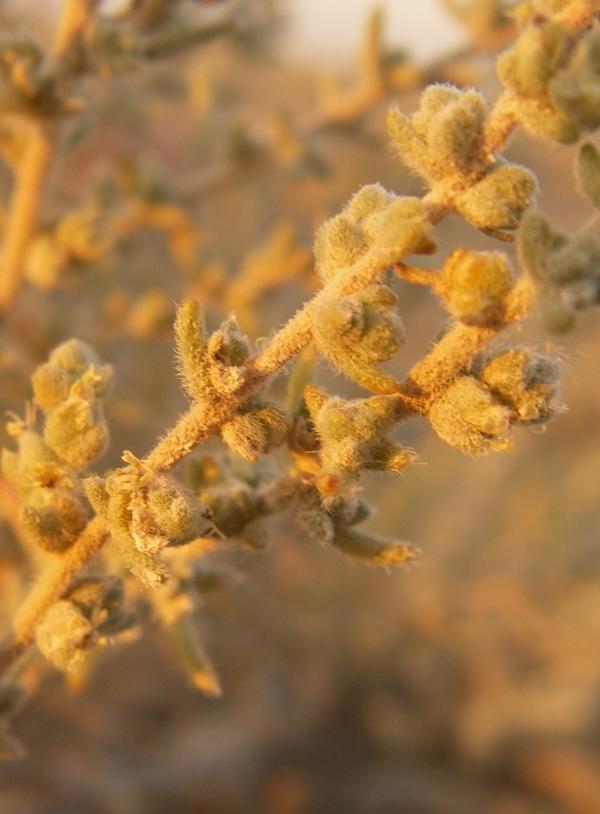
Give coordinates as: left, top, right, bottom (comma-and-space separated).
387, 85, 488, 183
428, 376, 513, 455
35, 600, 93, 672
481, 349, 561, 423
221, 403, 288, 461
312, 284, 405, 393
362, 197, 436, 262
314, 190, 435, 283
43, 393, 109, 468
1, 430, 62, 493
441, 249, 515, 325
454, 164, 538, 230
199, 482, 263, 538
32, 339, 112, 411
129, 475, 207, 551
314, 214, 368, 282
85, 470, 213, 587
21, 488, 89, 553
305, 385, 414, 482
66, 576, 133, 637
291, 481, 335, 546
207, 316, 252, 396
495, 19, 579, 143
345, 184, 396, 223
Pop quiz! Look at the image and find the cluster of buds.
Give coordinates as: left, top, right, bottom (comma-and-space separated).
25, 209, 106, 290
313, 183, 435, 283
437, 248, 516, 326
497, 9, 600, 142
311, 283, 405, 393
175, 302, 288, 461
198, 481, 267, 548
292, 482, 415, 567
84, 455, 214, 588
427, 348, 561, 455
35, 575, 134, 672
386, 85, 537, 230
304, 385, 415, 492
518, 209, 600, 331
1, 341, 112, 553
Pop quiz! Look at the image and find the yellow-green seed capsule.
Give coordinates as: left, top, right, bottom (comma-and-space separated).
481, 349, 560, 423
454, 164, 538, 230
428, 376, 513, 455
387, 86, 488, 185
35, 600, 93, 672
199, 482, 262, 538
344, 184, 395, 224
314, 213, 368, 281
441, 249, 515, 325
43, 395, 109, 468
221, 403, 288, 461
312, 285, 405, 394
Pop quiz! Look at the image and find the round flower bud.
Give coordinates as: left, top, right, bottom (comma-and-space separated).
429, 376, 512, 455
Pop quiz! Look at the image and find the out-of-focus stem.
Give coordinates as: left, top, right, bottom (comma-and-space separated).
0, 128, 53, 312
0, 0, 95, 313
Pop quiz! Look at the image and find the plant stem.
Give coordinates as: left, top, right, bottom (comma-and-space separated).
0, 127, 53, 312
0, 516, 108, 672
0, 0, 95, 313
0, 60, 538, 675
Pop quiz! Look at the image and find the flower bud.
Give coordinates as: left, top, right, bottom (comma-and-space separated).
314, 213, 368, 282
43, 393, 109, 468
441, 249, 514, 325
312, 284, 405, 393
35, 600, 93, 672
454, 164, 537, 230
481, 349, 561, 423
387, 86, 487, 183
21, 488, 88, 553
305, 386, 414, 482
428, 376, 512, 455
345, 183, 395, 223
362, 197, 436, 262
32, 339, 112, 411
221, 403, 288, 461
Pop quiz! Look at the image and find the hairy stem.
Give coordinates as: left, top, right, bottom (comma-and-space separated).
0, 516, 109, 671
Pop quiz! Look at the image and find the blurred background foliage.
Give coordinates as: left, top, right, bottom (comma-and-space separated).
1, 1, 600, 812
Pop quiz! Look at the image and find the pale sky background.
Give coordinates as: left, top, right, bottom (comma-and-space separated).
284, 0, 465, 65
10, 0, 465, 66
